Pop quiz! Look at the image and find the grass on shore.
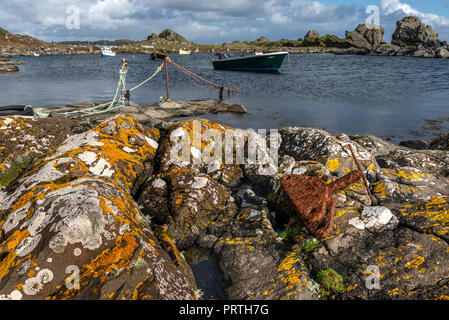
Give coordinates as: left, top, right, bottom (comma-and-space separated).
316, 268, 346, 297
0, 152, 34, 189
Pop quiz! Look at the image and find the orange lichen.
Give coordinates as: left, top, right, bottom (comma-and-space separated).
277, 252, 307, 292
405, 255, 425, 269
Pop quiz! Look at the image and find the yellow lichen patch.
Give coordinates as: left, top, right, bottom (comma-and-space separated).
394, 169, 426, 181
387, 287, 406, 296
404, 255, 425, 269
346, 284, 358, 292
54, 232, 141, 300
397, 274, 414, 282
85, 232, 140, 277
372, 181, 389, 199
399, 197, 449, 236
0, 229, 30, 282
277, 252, 307, 293
27, 116, 161, 193
326, 159, 340, 172
156, 227, 196, 289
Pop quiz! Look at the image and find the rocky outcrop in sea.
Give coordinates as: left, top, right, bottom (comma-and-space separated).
0, 55, 21, 73
1, 112, 448, 300
343, 16, 449, 59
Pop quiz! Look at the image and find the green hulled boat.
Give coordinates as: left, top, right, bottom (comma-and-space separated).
212, 51, 288, 72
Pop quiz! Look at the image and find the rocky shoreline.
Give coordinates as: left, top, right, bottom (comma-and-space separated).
1, 16, 448, 60
0, 106, 449, 300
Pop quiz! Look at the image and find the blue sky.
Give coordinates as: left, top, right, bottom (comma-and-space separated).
1, 0, 449, 43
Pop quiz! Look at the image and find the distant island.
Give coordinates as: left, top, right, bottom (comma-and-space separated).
1, 16, 448, 60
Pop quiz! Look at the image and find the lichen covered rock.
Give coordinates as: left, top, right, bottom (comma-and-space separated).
0, 116, 74, 189
0, 116, 196, 300
346, 24, 386, 50
2, 114, 449, 300
138, 119, 318, 300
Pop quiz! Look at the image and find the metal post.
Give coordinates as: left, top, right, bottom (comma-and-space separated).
348, 144, 376, 205
219, 86, 224, 103
164, 58, 170, 101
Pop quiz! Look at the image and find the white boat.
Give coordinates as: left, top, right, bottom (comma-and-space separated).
179, 49, 191, 55
101, 47, 116, 57
33, 53, 40, 57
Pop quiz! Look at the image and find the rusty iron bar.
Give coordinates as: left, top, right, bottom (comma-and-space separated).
348, 144, 376, 205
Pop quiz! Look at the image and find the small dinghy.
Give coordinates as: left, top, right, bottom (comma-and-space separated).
0, 105, 34, 116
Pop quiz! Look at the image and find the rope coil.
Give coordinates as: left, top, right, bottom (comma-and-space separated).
39, 62, 165, 119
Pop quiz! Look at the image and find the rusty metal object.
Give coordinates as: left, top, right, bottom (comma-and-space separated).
280, 144, 377, 240
347, 144, 376, 205
281, 170, 363, 240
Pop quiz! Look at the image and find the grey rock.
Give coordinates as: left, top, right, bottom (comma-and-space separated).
399, 140, 429, 150
305, 30, 320, 40
346, 24, 386, 50
429, 133, 449, 151
392, 16, 441, 48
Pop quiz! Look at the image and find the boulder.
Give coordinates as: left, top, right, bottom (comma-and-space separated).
0, 66, 19, 73
157, 29, 189, 44
0, 116, 197, 300
346, 24, 385, 50
399, 140, 429, 150
303, 30, 321, 47
255, 36, 269, 42
138, 119, 318, 300
305, 30, 320, 40
435, 46, 449, 59
146, 33, 159, 41
392, 16, 441, 48
429, 133, 449, 151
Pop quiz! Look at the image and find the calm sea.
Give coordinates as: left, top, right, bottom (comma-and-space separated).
1, 52, 449, 143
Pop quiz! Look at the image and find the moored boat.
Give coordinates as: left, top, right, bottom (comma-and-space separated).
179, 49, 191, 55
212, 51, 288, 72
101, 47, 116, 57
150, 52, 168, 60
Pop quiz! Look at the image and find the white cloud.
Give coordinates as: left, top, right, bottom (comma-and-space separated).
271, 13, 291, 25
381, 0, 449, 27
0, 0, 448, 43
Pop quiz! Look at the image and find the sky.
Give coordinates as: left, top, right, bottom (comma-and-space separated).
1, 0, 449, 43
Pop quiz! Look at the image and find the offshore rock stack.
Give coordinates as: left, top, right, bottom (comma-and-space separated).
0, 55, 21, 73
1, 113, 449, 300
368, 16, 449, 58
